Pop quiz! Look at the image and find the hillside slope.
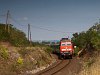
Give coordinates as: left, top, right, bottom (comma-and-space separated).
0, 42, 55, 75
78, 52, 100, 75
72, 23, 100, 75
0, 23, 28, 46
0, 24, 55, 75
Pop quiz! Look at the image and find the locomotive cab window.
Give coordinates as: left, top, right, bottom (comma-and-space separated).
61, 43, 66, 46
67, 44, 71, 46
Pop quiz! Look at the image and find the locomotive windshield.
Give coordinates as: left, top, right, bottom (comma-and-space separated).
61, 43, 66, 46
61, 42, 71, 46
67, 44, 71, 46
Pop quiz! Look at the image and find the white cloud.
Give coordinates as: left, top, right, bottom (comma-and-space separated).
23, 17, 28, 21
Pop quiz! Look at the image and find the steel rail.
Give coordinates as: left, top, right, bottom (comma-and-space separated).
38, 59, 71, 75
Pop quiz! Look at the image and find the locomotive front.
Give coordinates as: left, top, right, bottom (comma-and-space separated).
59, 38, 74, 59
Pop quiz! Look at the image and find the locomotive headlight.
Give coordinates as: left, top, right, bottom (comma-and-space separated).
62, 49, 66, 51
67, 49, 72, 51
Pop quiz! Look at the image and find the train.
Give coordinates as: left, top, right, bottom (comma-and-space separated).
59, 38, 75, 59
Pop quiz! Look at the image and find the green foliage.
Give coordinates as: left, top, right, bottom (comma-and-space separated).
45, 46, 53, 54
50, 45, 60, 54
0, 31, 9, 41
74, 47, 80, 55
0, 46, 9, 60
72, 24, 100, 52
91, 34, 100, 49
72, 32, 87, 49
0, 24, 29, 46
9, 27, 29, 46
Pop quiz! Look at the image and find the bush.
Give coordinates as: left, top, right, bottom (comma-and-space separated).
0, 46, 9, 60
17, 57, 23, 65
74, 47, 80, 55
0, 24, 28, 47
45, 46, 53, 54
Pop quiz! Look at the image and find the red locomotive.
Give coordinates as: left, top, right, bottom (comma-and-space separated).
59, 38, 74, 59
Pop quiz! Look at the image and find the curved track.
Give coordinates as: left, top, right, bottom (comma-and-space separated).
37, 59, 71, 75
51, 60, 71, 75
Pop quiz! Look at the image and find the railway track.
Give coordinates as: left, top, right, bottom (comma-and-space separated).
51, 60, 71, 75
37, 59, 71, 75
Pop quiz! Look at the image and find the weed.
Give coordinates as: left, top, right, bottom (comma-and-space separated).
0, 46, 9, 60
17, 57, 23, 65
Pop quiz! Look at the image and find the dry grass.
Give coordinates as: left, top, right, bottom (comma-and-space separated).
0, 42, 55, 75
79, 53, 100, 75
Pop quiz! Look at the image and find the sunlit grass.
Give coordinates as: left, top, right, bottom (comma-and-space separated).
79, 54, 100, 75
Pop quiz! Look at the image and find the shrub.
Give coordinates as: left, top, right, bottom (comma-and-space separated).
17, 57, 23, 65
0, 24, 28, 47
0, 46, 9, 60
74, 47, 80, 55
45, 46, 53, 54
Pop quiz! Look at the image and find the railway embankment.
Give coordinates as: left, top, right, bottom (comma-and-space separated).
72, 23, 100, 75
0, 42, 56, 75
0, 23, 56, 75
78, 51, 100, 75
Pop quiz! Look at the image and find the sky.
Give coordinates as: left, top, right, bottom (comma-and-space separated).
0, 0, 100, 40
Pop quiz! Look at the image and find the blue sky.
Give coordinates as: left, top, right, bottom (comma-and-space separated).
0, 0, 100, 40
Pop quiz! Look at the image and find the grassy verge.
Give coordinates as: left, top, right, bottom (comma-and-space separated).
78, 51, 100, 75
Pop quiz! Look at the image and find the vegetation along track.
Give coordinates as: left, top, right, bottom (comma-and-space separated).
37, 59, 71, 75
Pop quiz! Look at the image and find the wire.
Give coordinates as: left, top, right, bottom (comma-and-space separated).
10, 15, 27, 27
10, 16, 76, 33
7, 12, 77, 34
31, 25, 76, 33
0, 15, 6, 17
11, 16, 76, 33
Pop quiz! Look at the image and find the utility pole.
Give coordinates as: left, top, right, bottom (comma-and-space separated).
28, 24, 30, 41
99, 18, 100, 24
6, 10, 10, 33
28, 24, 32, 46
29, 27, 32, 45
